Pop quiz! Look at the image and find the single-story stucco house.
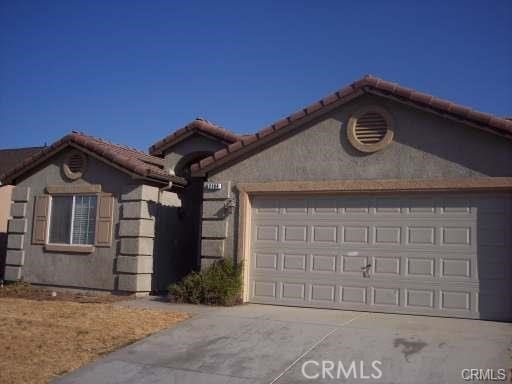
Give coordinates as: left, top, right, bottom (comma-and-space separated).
1, 75, 511, 320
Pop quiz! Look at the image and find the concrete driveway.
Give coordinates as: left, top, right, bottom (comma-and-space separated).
55, 300, 512, 384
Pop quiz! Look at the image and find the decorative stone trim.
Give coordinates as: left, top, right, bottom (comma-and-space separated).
117, 256, 153, 274
7, 219, 27, 234
202, 220, 228, 239
201, 239, 225, 257
120, 237, 154, 256
5, 187, 29, 281
118, 274, 152, 293
46, 184, 101, 194
117, 184, 158, 293
119, 219, 155, 238
121, 184, 159, 202
10, 202, 27, 218
4, 266, 22, 281
122, 201, 151, 219
201, 257, 222, 270
6, 250, 25, 266
200, 181, 232, 265
7, 234, 24, 250
44, 244, 94, 253
202, 200, 226, 219
12, 186, 30, 202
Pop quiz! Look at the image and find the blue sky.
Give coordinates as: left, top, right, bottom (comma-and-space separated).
1, 0, 511, 150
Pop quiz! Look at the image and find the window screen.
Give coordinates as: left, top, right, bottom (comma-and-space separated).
72, 195, 97, 244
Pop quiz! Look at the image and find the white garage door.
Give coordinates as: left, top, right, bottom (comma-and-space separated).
249, 193, 512, 320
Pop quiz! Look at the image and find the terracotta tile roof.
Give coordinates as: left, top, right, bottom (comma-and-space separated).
1, 132, 186, 186
191, 75, 512, 175
0, 146, 45, 177
149, 118, 241, 155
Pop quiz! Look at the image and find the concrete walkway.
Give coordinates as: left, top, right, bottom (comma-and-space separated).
55, 298, 512, 384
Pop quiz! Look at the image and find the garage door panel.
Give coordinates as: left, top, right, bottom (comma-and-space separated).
311, 254, 337, 272
440, 290, 472, 311
405, 289, 435, 308
406, 257, 435, 277
283, 225, 308, 242
372, 287, 400, 306
253, 194, 483, 219
373, 256, 401, 275
312, 225, 338, 243
255, 225, 279, 241
250, 275, 482, 317
254, 252, 278, 271
440, 258, 471, 278
374, 226, 402, 244
254, 222, 477, 251
250, 193, 512, 320
251, 249, 476, 282
341, 286, 367, 304
282, 253, 307, 272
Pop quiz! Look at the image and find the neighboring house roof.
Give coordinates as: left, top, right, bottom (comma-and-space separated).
0, 132, 186, 186
149, 117, 241, 156
191, 75, 512, 175
0, 146, 46, 177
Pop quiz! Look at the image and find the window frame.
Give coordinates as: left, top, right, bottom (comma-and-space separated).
47, 193, 98, 247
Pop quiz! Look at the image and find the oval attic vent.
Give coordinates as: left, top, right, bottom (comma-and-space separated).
347, 107, 394, 153
63, 151, 87, 180
354, 112, 388, 144
68, 153, 85, 173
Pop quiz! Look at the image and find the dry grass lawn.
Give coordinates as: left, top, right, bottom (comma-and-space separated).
0, 297, 190, 384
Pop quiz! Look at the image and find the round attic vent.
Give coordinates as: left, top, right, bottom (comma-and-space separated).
347, 107, 394, 153
63, 151, 87, 180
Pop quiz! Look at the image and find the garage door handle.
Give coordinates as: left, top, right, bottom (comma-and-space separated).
361, 263, 372, 278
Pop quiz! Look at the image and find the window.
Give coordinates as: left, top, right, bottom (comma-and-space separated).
49, 195, 97, 245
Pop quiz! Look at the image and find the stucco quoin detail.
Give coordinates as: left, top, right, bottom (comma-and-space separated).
12, 186, 30, 202
117, 184, 158, 293
121, 184, 159, 202
10, 202, 27, 218
4, 185, 30, 281
347, 106, 394, 153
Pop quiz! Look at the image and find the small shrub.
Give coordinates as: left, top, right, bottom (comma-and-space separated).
169, 272, 203, 304
169, 258, 243, 306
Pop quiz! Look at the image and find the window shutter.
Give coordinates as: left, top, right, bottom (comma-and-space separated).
32, 195, 50, 244
95, 194, 114, 247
